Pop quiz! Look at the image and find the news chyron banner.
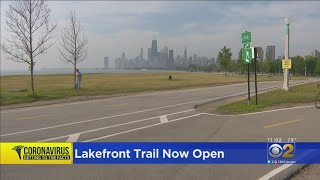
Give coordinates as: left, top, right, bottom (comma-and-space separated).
1, 142, 320, 164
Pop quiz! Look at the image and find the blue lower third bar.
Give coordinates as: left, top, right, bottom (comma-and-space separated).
73, 142, 320, 164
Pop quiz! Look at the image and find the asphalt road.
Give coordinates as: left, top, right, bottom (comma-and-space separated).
1, 80, 319, 180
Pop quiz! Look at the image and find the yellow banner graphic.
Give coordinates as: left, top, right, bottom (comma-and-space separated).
0, 142, 73, 164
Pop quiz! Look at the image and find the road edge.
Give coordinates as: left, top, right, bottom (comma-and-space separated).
195, 80, 318, 115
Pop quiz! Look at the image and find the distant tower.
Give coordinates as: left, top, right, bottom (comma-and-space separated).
148, 48, 152, 61
104, 56, 109, 69
256, 47, 264, 62
169, 50, 174, 68
266, 46, 275, 60
121, 52, 126, 60
140, 48, 143, 60
184, 47, 188, 66
152, 40, 157, 59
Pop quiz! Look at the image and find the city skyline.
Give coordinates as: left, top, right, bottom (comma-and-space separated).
1, 1, 320, 70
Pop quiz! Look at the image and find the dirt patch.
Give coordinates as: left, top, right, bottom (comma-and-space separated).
288, 164, 320, 180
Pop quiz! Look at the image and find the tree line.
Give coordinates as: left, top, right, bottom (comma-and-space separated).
1, 0, 88, 94
189, 46, 320, 77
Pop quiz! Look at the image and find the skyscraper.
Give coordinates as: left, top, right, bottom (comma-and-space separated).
152, 40, 157, 61
266, 46, 275, 60
256, 47, 264, 62
104, 56, 109, 69
121, 52, 126, 61
312, 50, 320, 57
160, 46, 168, 68
168, 50, 174, 68
148, 48, 152, 61
184, 48, 188, 66
140, 48, 143, 60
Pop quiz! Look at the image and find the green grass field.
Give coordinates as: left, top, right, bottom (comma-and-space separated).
217, 82, 319, 114
0, 72, 306, 105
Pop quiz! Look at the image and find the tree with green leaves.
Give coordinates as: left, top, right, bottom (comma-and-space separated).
263, 52, 273, 74
305, 56, 318, 76
236, 49, 246, 74
291, 56, 305, 76
218, 46, 232, 73
315, 60, 320, 76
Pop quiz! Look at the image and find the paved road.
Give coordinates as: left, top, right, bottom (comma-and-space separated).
1, 80, 319, 180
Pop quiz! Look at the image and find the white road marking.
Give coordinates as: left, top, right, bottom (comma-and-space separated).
258, 164, 293, 180
1, 82, 247, 113
2, 86, 267, 136
18, 115, 48, 120
3, 80, 308, 114
1, 107, 195, 137
0, 81, 310, 137
84, 113, 201, 142
37, 109, 196, 142
66, 133, 80, 142
160, 115, 168, 123
258, 150, 315, 180
111, 103, 128, 107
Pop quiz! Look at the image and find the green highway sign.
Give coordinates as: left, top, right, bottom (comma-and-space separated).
242, 48, 253, 64
242, 32, 251, 43
243, 43, 250, 49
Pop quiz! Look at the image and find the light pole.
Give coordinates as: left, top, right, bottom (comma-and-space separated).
282, 17, 290, 91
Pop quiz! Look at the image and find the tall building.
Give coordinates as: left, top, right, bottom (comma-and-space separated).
266, 46, 275, 60
152, 40, 157, 61
256, 47, 264, 62
140, 48, 143, 60
188, 56, 193, 65
312, 50, 320, 57
104, 56, 109, 69
193, 54, 198, 64
168, 50, 174, 68
148, 48, 152, 61
121, 52, 126, 61
184, 48, 188, 66
160, 46, 169, 68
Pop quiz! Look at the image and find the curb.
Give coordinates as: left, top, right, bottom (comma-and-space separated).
276, 164, 307, 180
194, 81, 311, 112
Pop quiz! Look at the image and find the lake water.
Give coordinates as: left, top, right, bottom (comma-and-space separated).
1, 68, 169, 76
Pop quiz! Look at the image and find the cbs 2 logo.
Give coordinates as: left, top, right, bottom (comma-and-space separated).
268, 143, 294, 158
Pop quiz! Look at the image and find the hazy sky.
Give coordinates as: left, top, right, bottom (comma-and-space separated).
1, 1, 320, 70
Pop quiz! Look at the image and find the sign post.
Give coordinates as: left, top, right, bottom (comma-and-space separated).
282, 59, 292, 69
254, 48, 258, 105
241, 31, 253, 106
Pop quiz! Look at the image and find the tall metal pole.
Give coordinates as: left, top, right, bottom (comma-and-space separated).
254, 48, 258, 105
247, 63, 250, 106
282, 18, 290, 91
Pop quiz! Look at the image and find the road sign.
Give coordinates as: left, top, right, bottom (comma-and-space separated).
282, 59, 292, 69
242, 48, 253, 64
242, 32, 251, 43
243, 43, 250, 48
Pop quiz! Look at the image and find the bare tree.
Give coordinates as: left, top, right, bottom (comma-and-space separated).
58, 11, 88, 89
1, 0, 57, 95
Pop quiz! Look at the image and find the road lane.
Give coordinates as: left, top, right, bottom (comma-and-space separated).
1, 79, 318, 180
0, 80, 309, 138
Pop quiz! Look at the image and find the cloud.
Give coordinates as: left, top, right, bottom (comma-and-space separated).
1, 1, 320, 70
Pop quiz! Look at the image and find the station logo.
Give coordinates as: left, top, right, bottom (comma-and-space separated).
267, 143, 295, 164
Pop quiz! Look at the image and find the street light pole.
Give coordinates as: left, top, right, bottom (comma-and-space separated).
282, 18, 290, 91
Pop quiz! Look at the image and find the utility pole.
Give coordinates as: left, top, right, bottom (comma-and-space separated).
282, 18, 290, 91
305, 66, 307, 77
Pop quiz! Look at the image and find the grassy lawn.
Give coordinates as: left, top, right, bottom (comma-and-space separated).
0, 71, 306, 105
217, 82, 319, 114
